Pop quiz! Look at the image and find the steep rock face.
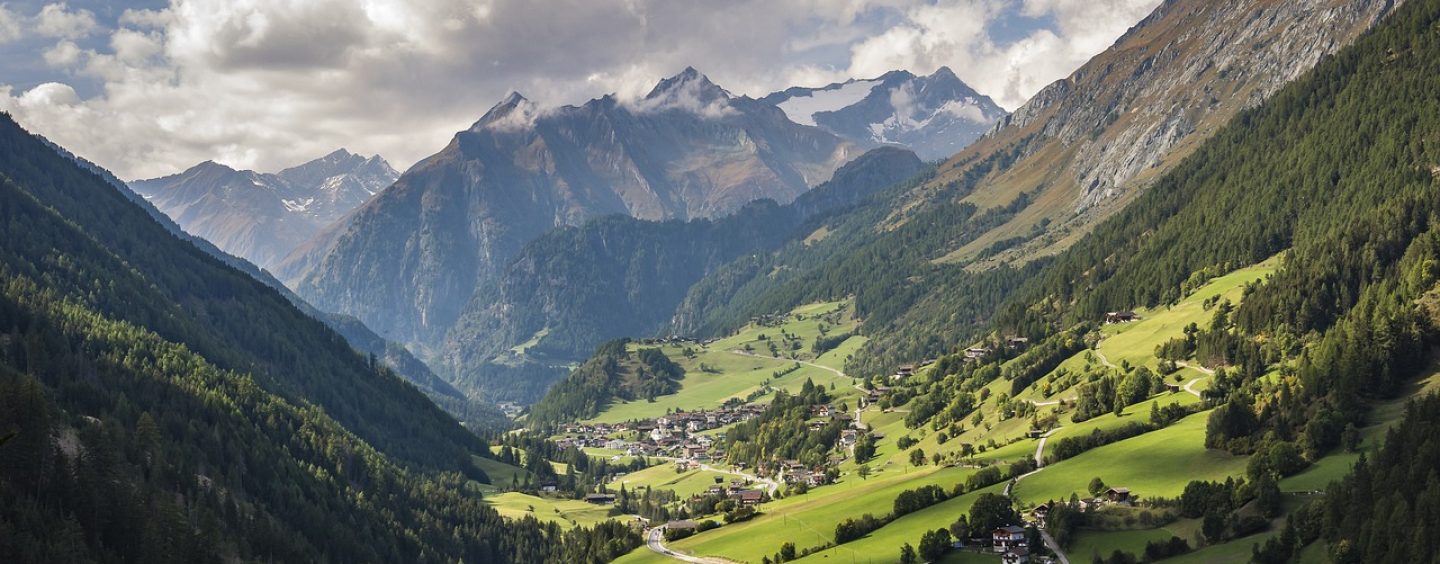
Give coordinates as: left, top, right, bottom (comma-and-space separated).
764, 68, 1007, 161
436, 147, 923, 401
129, 149, 397, 268
925, 0, 1402, 266
278, 68, 857, 349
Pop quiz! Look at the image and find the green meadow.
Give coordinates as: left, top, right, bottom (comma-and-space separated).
1013, 411, 1248, 505
665, 465, 977, 563
586, 300, 864, 424
485, 492, 619, 528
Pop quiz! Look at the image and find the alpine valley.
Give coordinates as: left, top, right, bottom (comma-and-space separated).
5, 0, 1440, 563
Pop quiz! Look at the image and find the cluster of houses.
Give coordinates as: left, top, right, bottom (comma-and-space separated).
495, 401, 524, 418
976, 488, 1138, 562
634, 335, 717, 347
554, 405, 768, 460
700, 478, 767, 506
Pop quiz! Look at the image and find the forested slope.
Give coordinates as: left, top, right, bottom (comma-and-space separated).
0, 114, 640, 562
897, 2, 1440, 558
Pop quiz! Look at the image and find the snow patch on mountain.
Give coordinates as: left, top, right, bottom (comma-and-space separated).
763, 68, 1007, 161
775, 79, 882, 126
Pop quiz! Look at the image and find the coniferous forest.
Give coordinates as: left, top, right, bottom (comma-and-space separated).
0, 115, 640, 563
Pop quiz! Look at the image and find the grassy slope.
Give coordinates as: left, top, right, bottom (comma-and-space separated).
473, 455, 532, 489
485, 492, 618, 528
1014, 411, 1249, 504
587, 301, 863, 424
615, 464, 734, 499
668, 466, 977, 563
792, 483, 1008, 563
1096, 256, 1281, 370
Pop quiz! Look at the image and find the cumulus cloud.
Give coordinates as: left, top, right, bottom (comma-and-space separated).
35, 2, 100, 39
1, 0, 1159, 180
0, 5, 22, 43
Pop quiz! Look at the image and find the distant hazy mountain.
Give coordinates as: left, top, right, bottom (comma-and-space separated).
437, 147, 925, 402
763, 67, 1008, 160
277, 67, 859, 350
129, 149, 397, 268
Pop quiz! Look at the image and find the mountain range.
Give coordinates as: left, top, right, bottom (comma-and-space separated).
762, 67, 1008, 160
275, 68, 862, 350
130, 149, 398, 268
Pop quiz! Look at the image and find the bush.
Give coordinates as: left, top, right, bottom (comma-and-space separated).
1143, 537, 1190, 561
918, 528, 952, 562
835, 514, 885, 544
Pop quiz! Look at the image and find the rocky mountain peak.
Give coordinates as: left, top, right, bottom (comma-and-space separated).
639, 67, 732, 114
473, 91, 539, 131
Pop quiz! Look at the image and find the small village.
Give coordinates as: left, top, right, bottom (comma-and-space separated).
554, 396, 874, 489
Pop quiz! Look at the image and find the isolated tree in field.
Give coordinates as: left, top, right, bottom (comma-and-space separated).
857, 464, 870, 480
909, 448, 927, 467
1088, 477, 1107, 497
918, 528, 952, 561
949, 515, 970, 540
899, 543, 917, 564
854, 434, 876, 462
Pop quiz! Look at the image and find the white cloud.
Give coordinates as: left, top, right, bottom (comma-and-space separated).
0, 4, 22, 43
35, 2, 99, 39
1, 0, 1159, 180
42, 39, 83, 67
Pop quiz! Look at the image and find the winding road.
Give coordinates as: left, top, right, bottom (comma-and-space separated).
646, 528, 739, 564
1175, 361, 1213, 398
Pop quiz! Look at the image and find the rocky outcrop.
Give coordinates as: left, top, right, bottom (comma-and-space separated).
969, 0, 1400, 216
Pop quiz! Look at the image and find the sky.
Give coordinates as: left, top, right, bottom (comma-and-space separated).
0, 0, 1160, 180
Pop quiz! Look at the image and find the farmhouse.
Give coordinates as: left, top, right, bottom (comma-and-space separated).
1105, 311, 1140, 324
1001, 546, 1031, 564
733, 490, 764, 506
1165, 382, 1182, 393
964, 347, 991, 360
664, 519, 698, 531
992, 525, 1026, 552
584, 493, 616, 504
1105, 487, 1132, 503
1030, 503, 1050, 525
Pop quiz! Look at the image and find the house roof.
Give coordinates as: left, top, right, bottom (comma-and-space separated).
666, 520, 698, 530
995, 525, 1026, 534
